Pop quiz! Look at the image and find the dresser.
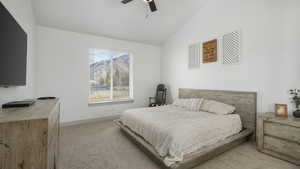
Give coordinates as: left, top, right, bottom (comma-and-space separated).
257, 112, 300, 165
0, 99, 60, 169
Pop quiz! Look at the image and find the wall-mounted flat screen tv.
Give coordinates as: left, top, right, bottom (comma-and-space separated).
0, 2, 27, 86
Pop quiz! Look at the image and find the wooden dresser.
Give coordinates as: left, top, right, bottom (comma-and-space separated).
257, 112, 300, 165
0, 99, 60, 169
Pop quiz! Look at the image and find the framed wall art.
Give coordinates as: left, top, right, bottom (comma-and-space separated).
203, 39, 217, 63
275, 104, 288, 117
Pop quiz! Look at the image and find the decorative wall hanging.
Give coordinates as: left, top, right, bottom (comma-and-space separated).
202, 39, 218, 63
188, 43, 201, 68
222, 30, 241, 65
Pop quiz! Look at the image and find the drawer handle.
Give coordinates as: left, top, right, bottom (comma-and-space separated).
18, 160, 25, 169
0, 142, 11, 150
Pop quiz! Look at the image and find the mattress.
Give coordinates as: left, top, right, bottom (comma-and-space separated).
120, 105, 242, 166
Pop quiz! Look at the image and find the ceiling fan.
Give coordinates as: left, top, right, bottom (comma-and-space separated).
121, 0, 157, 12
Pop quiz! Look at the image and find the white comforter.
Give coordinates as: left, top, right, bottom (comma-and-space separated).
120, 105, 242, 166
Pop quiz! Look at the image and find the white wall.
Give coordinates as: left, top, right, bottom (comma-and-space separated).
280, 2, 300, 111
0, 0, 36, 105
36, 26, 161, 122
161, 0, 300, 113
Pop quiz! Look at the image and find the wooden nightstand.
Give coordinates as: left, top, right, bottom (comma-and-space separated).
257, 112, 300, 165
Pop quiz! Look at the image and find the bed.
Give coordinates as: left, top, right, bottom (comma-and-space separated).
115, 89, 257, 169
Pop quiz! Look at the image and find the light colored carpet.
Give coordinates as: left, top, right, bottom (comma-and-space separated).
60, 120, 299, 169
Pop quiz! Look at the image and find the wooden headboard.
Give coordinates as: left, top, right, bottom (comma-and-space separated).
179, 89, 257, 132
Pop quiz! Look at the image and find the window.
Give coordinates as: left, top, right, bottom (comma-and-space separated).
89, 49, 132, 103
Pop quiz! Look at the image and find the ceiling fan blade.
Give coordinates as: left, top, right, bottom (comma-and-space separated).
148, 0, 157, 12
121, 0, 133, 4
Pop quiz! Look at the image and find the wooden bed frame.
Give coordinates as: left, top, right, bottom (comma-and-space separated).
115, 89, 257, 169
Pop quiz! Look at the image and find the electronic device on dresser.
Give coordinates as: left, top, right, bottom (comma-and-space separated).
38, 97, 57, 100
2, 99, 36, 109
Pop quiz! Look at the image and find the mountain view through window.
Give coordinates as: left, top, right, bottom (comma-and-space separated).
89, 49, 131, 103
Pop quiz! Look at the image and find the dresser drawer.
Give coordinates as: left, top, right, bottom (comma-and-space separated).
264, 121, 300, 144
264, 136, 300, 160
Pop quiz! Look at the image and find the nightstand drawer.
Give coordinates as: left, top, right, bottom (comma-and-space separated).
264, 122, 300, 144
264, 136, 300, 160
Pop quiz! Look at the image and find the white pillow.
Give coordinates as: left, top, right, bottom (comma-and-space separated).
172, 98, 187, 107
173, 98, 203, 111
200, 99, 236, 115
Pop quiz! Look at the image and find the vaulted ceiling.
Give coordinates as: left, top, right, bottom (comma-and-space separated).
32, 0, 206, 45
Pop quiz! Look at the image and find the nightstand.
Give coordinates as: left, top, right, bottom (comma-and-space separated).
257, 112, 300, 165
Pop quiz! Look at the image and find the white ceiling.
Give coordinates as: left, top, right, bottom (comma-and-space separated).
32, 0, 206, 45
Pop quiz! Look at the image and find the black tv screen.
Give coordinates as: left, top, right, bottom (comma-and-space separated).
0, 2, 27, 86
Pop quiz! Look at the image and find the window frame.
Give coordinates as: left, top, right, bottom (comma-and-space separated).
88, 48, 134, 105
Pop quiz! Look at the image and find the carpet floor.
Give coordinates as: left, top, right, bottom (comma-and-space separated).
60, 120, 299, 169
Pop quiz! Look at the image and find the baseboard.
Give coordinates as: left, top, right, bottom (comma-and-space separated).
61, 115, 120, 127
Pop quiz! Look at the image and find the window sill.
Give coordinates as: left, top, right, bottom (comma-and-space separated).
88, 99, 134, 106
